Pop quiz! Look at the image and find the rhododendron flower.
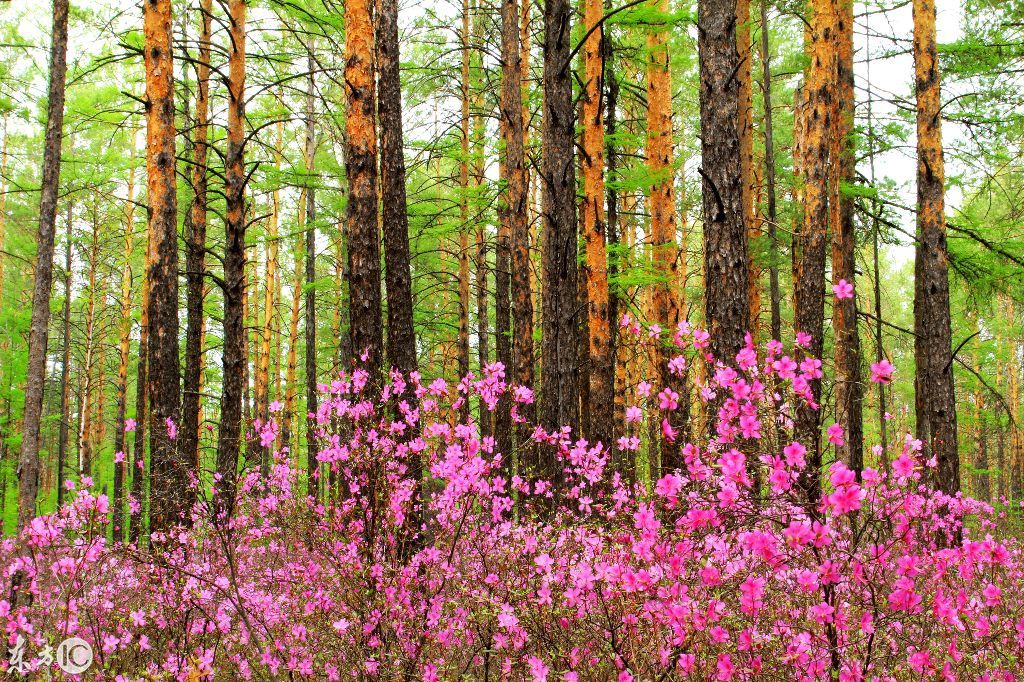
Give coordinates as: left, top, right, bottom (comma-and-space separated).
124, 418, 137, 432
795, 331, 812, 348
114, 450, 126, 464
658, 388, 679, 410
833, 278, 854, 299
870, 359, 895, 384
625, 406, 643, 424
827, 423, 845, 446
165, 417, 177, 440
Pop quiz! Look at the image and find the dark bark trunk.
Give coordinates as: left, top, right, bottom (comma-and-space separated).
539, 0, 579, 443
303, 50, 319, 491
215, 0, 247, 518
16, 0, 70, 531
698, 0, 749, 364
759, 0, 781, 342
912, 0, 959, 495
181, 0, 213, 478
377, 0, 417, 383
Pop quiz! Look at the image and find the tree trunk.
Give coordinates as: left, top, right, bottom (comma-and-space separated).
737, 0, 759, 335
113, 132, 138, 541
698, 0, 749, 365
144, 0, 186, 533
181, 0, 212, 481
500, 0, 533, 467
912, 0, 959, 495
130, 224, 154, 542
647, 0, 685, 468
759, 0, 781, 342
215, 0, 247, 517
16, 0, 70, 531
256, 117, 284, 451
78, 202, 100, 476
281, 192, 304, 453
457, 0, 472, 412
303, 48, 320, 490
345, 0, 384, 383
831, 0, 863, 474
376, 0, 417, 387
56, 202, 74, 509
793, 0, 836, 503
581, 0, 613, 450
540, 0, 579, 440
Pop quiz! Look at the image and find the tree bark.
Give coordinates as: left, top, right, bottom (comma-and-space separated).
500, 0, 533, 465
16, 0, 70, 531
181, 0, 212, 479
345, 0, 384, 383
377, 0, 417, 387
457, 0, 472, 413
215, 0, 247, 517
737, 0, 759, 335
698, 0, 749, 366
581, 0, 613, 450
831, 0, 863, 474
303, 48, 320, 491
540, 0, 579, 440
56, 202, 74, 509
113, 132, 138, 541
793, 0, 837, 503
912, 0, 959, 495
647, 0, 685, 468
759, 0, 781, 342
255, 117, 283, 453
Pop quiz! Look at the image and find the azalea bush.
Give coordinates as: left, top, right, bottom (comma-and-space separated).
3, 326, 1024, 680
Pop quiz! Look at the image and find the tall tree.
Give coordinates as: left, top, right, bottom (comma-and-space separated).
793, 0, 837, 502
912, 0, 959, 494
457, 0, 472, 407
113, 140, 138, 540
540, 0, 579, 437
56, 203, 74, 509
16, 0, 70, 530
759, 0, 781, 342
698, 0, 749, 365
500, 0, 533, 460
145, 0, 186, 533
345, 0, 384, 381
581, 0, 613, 449
737, 0, 759, 334
647, 0, 685, 464
181, 0, 213, 477
303, 47, 320, 486
215, 0, 247, 516
831, 0, 863, 473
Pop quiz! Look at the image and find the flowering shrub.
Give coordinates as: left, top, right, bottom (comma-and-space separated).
3, 327, 1023, 680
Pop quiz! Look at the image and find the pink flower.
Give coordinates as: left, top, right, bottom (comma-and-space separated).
165, 417, 178, 440
870, 359, 895, 384
114, 451, 126, 464
795, 331, 812, 348
528, 657, 549, 682
124, 418, 137, 432
833, 278, 854, 299
827, 423, 845, 446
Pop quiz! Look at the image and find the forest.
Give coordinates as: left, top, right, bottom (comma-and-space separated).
1, 0, 1024, 678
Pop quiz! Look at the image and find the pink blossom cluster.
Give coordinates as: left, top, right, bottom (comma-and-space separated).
3, 331, 1023, 680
